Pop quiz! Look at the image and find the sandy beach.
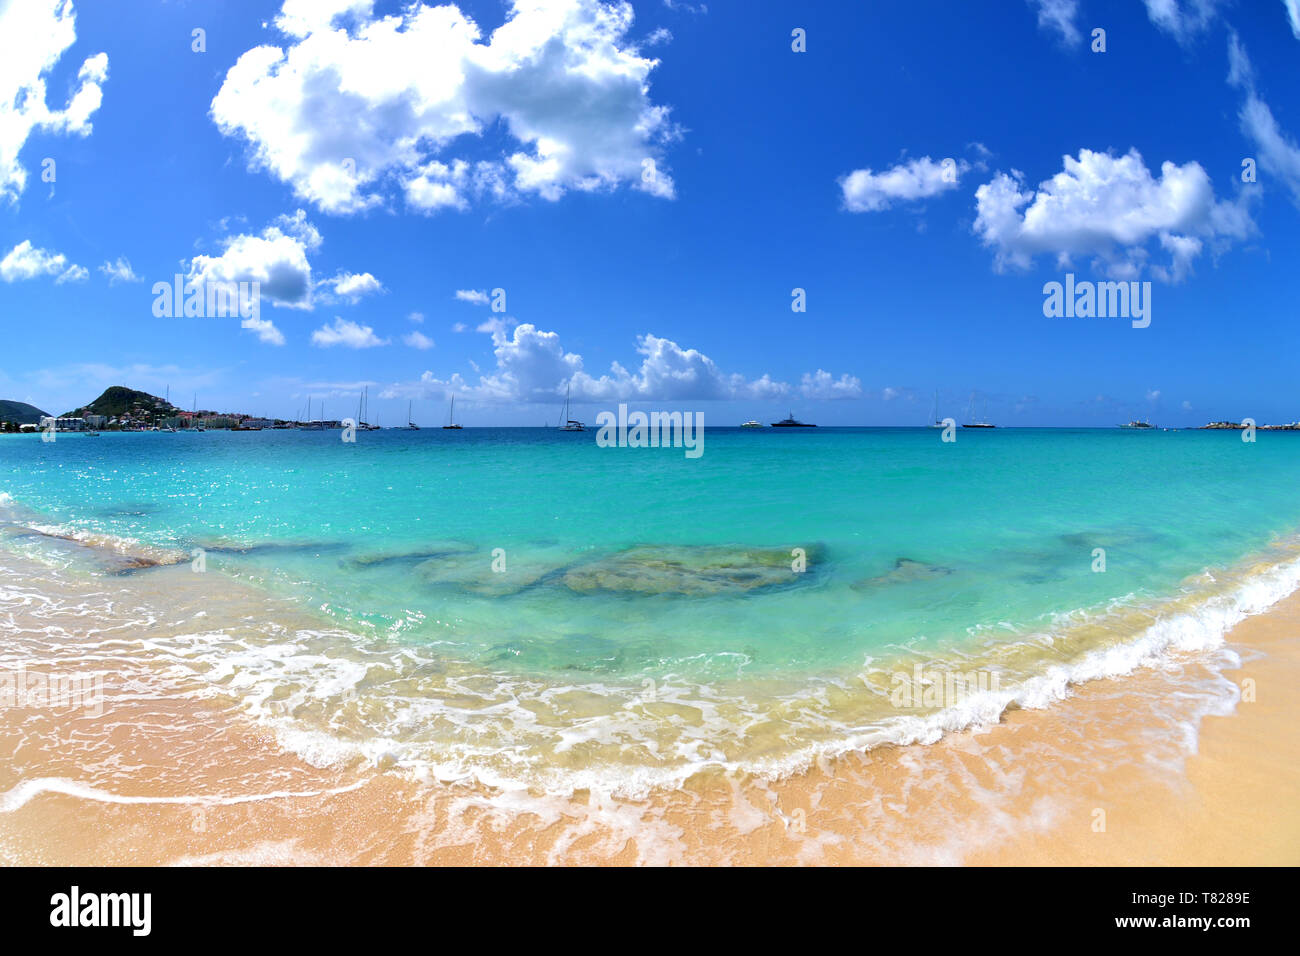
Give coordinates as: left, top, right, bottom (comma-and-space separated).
2, 551, 1296, 866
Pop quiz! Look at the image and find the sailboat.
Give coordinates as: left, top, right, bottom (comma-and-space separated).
929, 390, 945, 428
300, 396, 323, 430
442, 394, 462, 429
558, 384, 584, 431
360, 386, 380, 429
962, 391, 995, 428
405, 400, 420, 430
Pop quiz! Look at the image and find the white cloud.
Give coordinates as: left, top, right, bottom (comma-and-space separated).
318, 270, 383, 302
242, 316, 286, 345
1142, 0, 1221, 43
1182, 400, 1193, 410
452, 321, 468, 332
1228, 35, 1300, 208
0, 0, 108, 203
973, 148, 1251, 282
98, 257, 140, 284
311, 317, 389, 348
0, 240, 85, 283
455, 288, 490, 305
644, 27, 672, 46
210, 0, 679, 215
403, 330, 435, 349
840, 157, 967, 213
55, 263, 88, 284
1286, 0, 1300, 39
188, 210, 333, 308
802, 370, 864, 400
1146, 389, 1161, 401
381, 321, 856, 405
408, 311, 425, 323
1029, 0, 1080, 45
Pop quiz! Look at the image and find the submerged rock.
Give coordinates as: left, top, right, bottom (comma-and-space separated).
414, 549, 567, 596
195, 539, 350, 556
344, 541, 476, 569
851, 557, 953, 591
561, 544, 824, 596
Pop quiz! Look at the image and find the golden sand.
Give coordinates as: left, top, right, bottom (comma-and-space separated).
1, 577, 1297, 865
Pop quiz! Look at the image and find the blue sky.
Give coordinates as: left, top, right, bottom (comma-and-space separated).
2, 0, 1298, 425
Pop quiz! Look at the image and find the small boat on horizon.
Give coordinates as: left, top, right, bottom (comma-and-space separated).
558, 384, 584, 431
357, 387, 381, 430
771, 412, 815, 427
962, 391, 995, 428
407, 400, 421, 430
442, 395, 462, 430
740, 420, 763, 428
929, 390, 945, 428
1118, 419, 1154, 429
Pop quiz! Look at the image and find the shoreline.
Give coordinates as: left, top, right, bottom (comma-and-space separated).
1, 544, 1296, 864
970, 588, 1300, 865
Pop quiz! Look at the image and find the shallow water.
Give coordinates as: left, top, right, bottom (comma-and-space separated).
1, 427, 1298, 796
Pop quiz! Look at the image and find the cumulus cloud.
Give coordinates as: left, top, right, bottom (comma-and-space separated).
187, 211, 374, 309
242, 316, 286, 345
0, 0, 108, 203
210, 0, 679, 215
311, 317, 389, 348
403, 330, 435, 349
455, 289, 491, 305
188, 211, 321, 308
1228, 34, 1300, 208
381, 321, 858, 404
1286, 0, 1300, 39
840, 157, 967, 213
476, 316, 512, 336
408, 311, 425, 323
1029, 0, 1080, 45
98, 257, 140, 284
318, 270, 383, 302
973, 148, 1251, 282
0, 240, 85, 284
801, 370, 865, 400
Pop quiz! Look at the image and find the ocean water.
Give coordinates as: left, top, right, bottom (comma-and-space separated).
2, 426, 1299, 796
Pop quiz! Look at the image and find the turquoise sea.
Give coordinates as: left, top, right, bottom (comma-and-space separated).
3, 427, 1299, 794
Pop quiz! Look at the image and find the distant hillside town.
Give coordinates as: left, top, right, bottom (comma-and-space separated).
1, 386, 305, 432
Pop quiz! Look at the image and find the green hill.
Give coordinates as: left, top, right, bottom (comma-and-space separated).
64, 386, 179, 420
0, 399, 51, 426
